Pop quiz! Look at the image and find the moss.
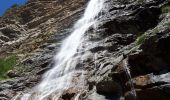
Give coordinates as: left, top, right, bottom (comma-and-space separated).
164, 22, 170, 26
103, 76, 112, 81
0, 55, 17, 80
135, 34, 146, 45
161, 4, 170, 13
137, 0, 144, 3
152, 28, 159, 34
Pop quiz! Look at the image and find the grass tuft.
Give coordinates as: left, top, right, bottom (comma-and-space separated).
136, 34, 146, 45
161, 4, 170, 13
0, 55, 17, 80
164, 22, 170, 26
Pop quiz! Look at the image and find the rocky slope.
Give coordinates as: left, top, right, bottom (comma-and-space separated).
0, 0, 170, 100
0, 0, 86, 99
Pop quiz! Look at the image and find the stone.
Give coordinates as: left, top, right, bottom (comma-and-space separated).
125, 91, 137, 100
7, 70, 19, 78
96, 76, 122, 97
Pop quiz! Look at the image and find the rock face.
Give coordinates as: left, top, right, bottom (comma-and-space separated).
0, 0, 170, 100
0, 0, 86, 99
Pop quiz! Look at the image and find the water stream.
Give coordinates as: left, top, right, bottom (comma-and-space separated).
13, 0, 106, 100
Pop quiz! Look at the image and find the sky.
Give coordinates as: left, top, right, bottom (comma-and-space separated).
0, 0, 28, 16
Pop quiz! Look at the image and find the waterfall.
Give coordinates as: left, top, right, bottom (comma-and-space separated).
123, 59, 137, 100
13, 0, 105, 100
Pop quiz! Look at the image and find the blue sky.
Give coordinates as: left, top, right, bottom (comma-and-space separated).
0, 0, 28, 16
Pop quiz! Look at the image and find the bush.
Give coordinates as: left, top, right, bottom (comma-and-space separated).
165, 22, 170, 26
137, 0, 144, 3
11, 4, 19, 8
136, 34, 146, 45
0, 55, 16, 80
161, 4, 170, 13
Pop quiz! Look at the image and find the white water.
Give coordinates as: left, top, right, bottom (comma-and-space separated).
13, 0, 105, 100
123, 59, 137, 100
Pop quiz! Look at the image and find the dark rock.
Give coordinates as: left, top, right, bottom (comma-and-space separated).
100, 7, 161, 36
61, 93, 76, 100
6, 70, 19, 78
87, 81, 96, 90
0, 97, 8, 100
60, 88, 78, 100
37, 67, 50, 75
96, 76, 122, 96
136, 85, 170, 100
125, 91, 137, 100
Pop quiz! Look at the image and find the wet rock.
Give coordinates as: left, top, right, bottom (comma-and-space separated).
128, 15, 170, 77
87, 92, 111, 100
96, 76, 122, 97
7, 70, 20, 78
0, 97, 8, 100
101, 7, 161, 36
136, 85, 170, 100
124, 69, 170, 100
37, 67, 50, 75
128, 52, 169, 77
125, 91, 137, 100
60, 88, 79, 100
61, 93, 76, 100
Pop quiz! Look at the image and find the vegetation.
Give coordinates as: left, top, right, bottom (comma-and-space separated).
164, 22, 170, 26
161, 4, 170, 13
11, 4, 19, 8
136, 34, 146, 45
0, 55, 17, 80
137, 0, 144, 3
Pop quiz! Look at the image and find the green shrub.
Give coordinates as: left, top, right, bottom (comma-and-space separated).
137, 0, 144, 3
161, 5, 170, 13
164, 22, 170, 26
11, 4, 19, 8
136, 34, 146, 45
0, 55, 16, 80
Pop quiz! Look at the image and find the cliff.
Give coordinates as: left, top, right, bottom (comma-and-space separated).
0, 0, 170, 100
0, 0, 86, 99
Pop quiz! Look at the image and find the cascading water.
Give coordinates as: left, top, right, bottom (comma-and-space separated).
13, 0, 106, 100
123, 59, 137, 100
